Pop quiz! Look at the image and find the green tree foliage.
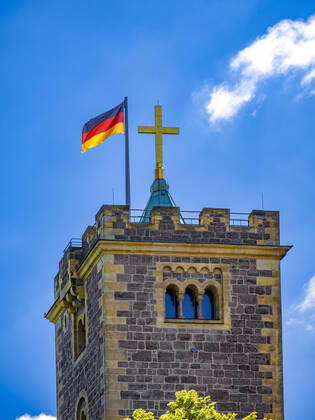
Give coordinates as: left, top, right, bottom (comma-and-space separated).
124, 389, 271, 420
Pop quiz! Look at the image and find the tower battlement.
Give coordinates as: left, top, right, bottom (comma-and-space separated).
80, 205, 280, 254
53, 205, 281, 301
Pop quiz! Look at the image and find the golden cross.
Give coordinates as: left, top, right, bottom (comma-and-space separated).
138, 105, 180, 179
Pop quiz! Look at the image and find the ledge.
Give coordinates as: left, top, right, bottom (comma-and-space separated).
165, 318, 224, 324
44, 298, 65, 323
76, 239, 292, 280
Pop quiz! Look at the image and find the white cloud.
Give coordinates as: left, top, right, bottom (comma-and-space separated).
297, 275, 315, 312
205, 15, 315, 123
16, 415, 56, 420
206, 81, 255, 122
301, 68, 315, 85
285, 275, 315, 333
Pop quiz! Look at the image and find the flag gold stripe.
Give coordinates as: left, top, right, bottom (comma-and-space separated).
81, 122, 124, 153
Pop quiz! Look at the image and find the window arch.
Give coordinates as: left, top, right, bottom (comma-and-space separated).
77, 317, 86, 355
182, 286, 198, 319
165, 285, 179, 319
74, 315, 86, 359
202, 289, 215, 320
76, 397, 87, 420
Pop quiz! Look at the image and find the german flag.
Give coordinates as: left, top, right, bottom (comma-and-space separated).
81, 102, 124, 153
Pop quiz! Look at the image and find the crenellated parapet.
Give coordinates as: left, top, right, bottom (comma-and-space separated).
82, 205, 280, 251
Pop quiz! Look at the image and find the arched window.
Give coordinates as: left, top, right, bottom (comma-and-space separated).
165, 286, 179, 318
183, 286, 198, 319
202, 290, 215, 319
76, 397, 87, 420
77, 318, 86, 355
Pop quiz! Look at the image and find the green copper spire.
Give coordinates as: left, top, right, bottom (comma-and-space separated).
140, 178, 176, 222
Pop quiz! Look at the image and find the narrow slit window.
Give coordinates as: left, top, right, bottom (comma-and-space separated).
74, 315, 86, 359
77, 318, 86, 355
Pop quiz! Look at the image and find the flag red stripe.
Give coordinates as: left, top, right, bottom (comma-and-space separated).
82, 111, 124, 144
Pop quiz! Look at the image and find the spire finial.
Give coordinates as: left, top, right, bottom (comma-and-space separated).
138, 105, 180, 179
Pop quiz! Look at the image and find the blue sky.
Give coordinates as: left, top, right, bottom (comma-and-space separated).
1, 1, 315, 419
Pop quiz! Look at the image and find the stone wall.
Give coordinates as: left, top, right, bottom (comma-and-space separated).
55, 264, 105, 419
105, 252, 282, 420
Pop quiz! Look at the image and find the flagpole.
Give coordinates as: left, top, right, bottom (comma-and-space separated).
124, 97, 131, 207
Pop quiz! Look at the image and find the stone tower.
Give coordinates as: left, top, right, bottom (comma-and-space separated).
46, 106, 290, 420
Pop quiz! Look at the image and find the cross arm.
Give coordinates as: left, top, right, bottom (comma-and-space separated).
138, 126, 156, 134
162, 127, 180, 135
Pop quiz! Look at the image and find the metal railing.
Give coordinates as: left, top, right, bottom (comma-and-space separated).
63, 238, 82, 253
129, 209, 200, 224
230, 212, 250, 226
129, 209, 249, 226
181, 210, 199, 225
129, 208, 145, 223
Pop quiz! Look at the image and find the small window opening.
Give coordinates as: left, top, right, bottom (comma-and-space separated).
183, 286, 198, 319
76, 397, 87, 420
165, 286, 179, 318
77, 318, 86, 356
202, 290, 215, 320
63, 313, 67, 332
